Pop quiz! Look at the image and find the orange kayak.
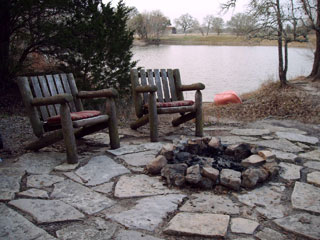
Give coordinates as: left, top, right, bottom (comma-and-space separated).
214, 91, 242, 106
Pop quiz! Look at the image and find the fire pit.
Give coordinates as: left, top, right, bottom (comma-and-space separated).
146, 137, 279, 191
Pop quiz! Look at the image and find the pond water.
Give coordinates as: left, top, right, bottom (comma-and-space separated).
132, 45, 313, 102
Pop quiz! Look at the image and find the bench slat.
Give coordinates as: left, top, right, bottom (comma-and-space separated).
160, 69, 170, 102
31, 76, 49, 120
60, 73, 76, 112
38, 75, 57, 116
154, 69, 164, 102
140, 69, 148, 104
167, 69, 177, 101
46, 75, 60, 113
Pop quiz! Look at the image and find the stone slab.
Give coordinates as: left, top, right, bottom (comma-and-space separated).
245, 122, 307, 134
231, 128, 271, 136
110, 194, 186, 231
250, 139, 303, 153
304, 161, 320, 170
56, 220, 117, 240
119, 150, 157, 167
75, 155, 130, 186
299, 149, 320, 161
307, 171, 320, 186
0, 167, 25, 200
0, 203, 57, 239
231, 218, 259, 234
114, 174, 180, 198
51, 179, 115, 215
164, 212, 229, 238
114, 230, 164, 240
236, 184, 287, 219
255, 227, 286, 240
54, 162, 79, 172
82, 132, 110, 145
180, 192, 239, 215
271, 150, 297, 162
63, 171, 84, 184
220, 136, 258, 145
107, 142, 164, 156
279, 162, 303, 180
274, 213, 320, 240
92, 182, 114, 194
27, 174, 64, 188
13, 152, 65, 174
9, 199, 84, 224
17, 188, 49, 199
291, 181, 320, 214
276, 132, 319, 145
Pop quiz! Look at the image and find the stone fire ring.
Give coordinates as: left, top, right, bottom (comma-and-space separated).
146, 137, 279, 191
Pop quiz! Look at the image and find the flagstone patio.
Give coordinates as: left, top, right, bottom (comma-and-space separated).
0, 119, 320, 240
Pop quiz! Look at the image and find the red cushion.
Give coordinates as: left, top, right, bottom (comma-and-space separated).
145, 100, 194, 108
47, 110, 101, 124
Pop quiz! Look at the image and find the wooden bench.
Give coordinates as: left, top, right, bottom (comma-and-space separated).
130, 69, 205, 141
17, 73, 120, 164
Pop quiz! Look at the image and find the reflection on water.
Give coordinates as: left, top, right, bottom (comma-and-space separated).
132, 45, 312, 102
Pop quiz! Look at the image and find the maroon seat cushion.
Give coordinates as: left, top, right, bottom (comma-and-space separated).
144, 100, 194, 108
47, 110, 101, 124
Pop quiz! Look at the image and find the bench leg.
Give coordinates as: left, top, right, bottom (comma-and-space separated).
60, 104, 78, 164
106, 98, 120, 149
195, 90, 203, 137
149, 92, 158, 142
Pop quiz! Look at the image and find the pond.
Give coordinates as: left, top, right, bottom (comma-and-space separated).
132, 45, 313, 102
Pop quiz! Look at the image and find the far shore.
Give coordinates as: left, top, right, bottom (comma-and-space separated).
133, 33, 316, 49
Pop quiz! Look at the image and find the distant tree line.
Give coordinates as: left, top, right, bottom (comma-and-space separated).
0, 0, 135, 95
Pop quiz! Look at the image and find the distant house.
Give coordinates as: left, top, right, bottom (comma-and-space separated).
165, 26, 177, 35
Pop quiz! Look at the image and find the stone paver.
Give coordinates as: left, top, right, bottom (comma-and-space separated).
56, 220, 117, 240
271, 150, 297, 162
276, 132, 319, 145
164, 212, 229, 238
27, 174, 64, 188
82, 132, 110, 145
291, 181, 320, 214
119, 150, 157, 167
279, 162, 303, 180
92, 182, 114, 194
299, 149, 320, 161
17, 188, 49, 198
274, 213, 320, 240
304, 161, 320, 170
51, 180, 115, 215
230, 218, 259, 234
107, 142, 164, 156
307, 171, 320, 186
114, 230, 164, 240
220, 136, 258, 145
255, 227, 286, 240
9, 199, 84, 224
110, 194, 186, 231
54, 162, 79, 172
180, 192, 240, 215
114, 174, 180, 198
0, 168, 25, 200
236, 184, 287, 219
0, 203, 57, 239
75, 155, 130, 186
13, 152, 65, 174
251, 139, 303, 153
231, 128, 271, 136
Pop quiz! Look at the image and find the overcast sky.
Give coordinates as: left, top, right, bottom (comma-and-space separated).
117, 0, 249, 24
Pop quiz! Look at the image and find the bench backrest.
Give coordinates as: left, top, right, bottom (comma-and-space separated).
131, 69, 184, 117
17, 73, 83, 137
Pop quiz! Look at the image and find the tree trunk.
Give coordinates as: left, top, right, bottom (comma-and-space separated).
276, 0, 287, 87
309, 0, 320, 80
0, 0, 11, 92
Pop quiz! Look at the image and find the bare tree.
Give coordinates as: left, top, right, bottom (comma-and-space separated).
203, 15, 215, 35
212, 17, 225, 35
174, 13, 195, 33
129, 10, 170, 40
227, 13, 256, 36
298, 0, 320, 81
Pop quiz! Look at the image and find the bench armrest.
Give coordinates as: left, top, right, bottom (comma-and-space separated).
31, 94, 73, 106
77, 88, 118, 99
179, 83, 205, 91
135, 85, 158, 93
